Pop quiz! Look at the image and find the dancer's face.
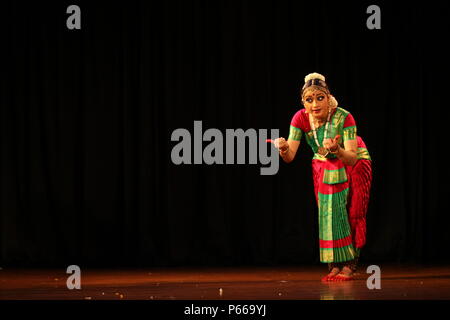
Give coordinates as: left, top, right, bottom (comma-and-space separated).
302, 89, 330, 120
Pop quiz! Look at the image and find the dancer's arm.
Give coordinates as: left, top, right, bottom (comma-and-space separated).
330, 112, 359, 166
324, 135, 358, 166
274, 138, 300, 163
336, 139, 357, 166
271, 110, 303, 163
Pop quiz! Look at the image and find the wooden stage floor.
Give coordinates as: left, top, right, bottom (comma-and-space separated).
1, 264, 450, 300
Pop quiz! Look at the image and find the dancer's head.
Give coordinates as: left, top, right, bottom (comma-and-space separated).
301, 72, 338, 120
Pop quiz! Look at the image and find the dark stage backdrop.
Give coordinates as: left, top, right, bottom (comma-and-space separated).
1, 1, 449, 267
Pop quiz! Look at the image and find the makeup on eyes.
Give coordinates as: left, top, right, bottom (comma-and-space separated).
305, 95, 325, 104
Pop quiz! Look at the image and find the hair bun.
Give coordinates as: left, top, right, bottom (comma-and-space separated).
304, 72, 325, 83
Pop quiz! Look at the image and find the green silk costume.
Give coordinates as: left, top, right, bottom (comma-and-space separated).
288, 107, 371, 263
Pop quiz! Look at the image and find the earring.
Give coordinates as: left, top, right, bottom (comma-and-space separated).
328, 95, 338, 109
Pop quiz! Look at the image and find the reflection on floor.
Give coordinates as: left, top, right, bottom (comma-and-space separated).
1, 264, 450, 300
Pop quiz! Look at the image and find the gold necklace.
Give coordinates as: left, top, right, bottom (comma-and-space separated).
309, 111, 332, 157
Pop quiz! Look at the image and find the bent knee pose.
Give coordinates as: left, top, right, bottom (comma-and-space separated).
273, 72, 372, 281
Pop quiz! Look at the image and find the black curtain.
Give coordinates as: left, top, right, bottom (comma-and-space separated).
1, 0, 449, 267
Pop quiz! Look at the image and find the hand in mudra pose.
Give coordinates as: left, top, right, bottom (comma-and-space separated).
273, 137, 289, 153
323, 134, 341, 152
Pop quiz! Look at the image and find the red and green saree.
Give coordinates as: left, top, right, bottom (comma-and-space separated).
288, 107, 372, 263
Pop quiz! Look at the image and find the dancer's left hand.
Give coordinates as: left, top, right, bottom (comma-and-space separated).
323, 135, 341, 152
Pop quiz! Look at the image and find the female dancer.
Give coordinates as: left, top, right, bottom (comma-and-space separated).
274, 73, 372, 281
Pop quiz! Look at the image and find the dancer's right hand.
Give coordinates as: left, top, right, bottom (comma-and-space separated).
273, 137, 289, 153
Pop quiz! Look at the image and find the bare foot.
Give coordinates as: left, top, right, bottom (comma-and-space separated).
333, 266, 354, 281
321, 267, 340, 281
